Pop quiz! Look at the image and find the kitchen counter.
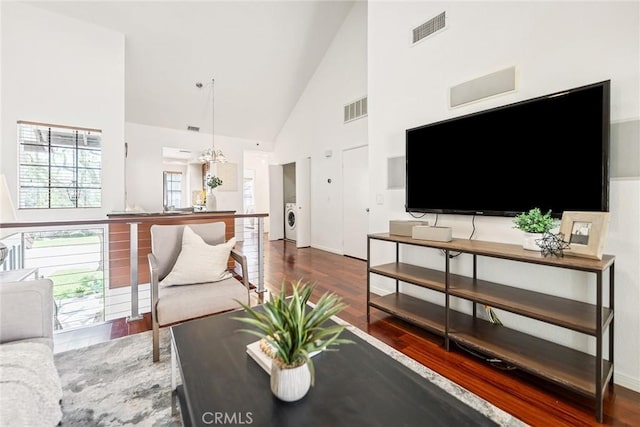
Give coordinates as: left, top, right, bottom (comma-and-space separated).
106, 210, 236, 218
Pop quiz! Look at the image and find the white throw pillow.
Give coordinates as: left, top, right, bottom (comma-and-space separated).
161, 225, 236, 286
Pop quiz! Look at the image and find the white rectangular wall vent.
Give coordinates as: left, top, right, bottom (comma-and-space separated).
413, 11, 446, 44
344, 96, 368, 124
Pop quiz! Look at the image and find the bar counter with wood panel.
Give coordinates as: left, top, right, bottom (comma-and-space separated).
106, 211, 239, 289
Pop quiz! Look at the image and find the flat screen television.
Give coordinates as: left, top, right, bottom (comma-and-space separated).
405, 80, 610, 218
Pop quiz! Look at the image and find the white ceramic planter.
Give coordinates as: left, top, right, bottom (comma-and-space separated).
522, 232, 543, 251
270, 362, 311, 402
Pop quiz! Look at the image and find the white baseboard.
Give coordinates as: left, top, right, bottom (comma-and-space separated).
615, 372, 640, 393
310, 244, 343, 256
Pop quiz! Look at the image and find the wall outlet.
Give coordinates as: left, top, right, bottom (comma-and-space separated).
376, 194, 384, 205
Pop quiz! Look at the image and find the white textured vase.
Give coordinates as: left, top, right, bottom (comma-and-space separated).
270, 362, 311, 402
522, 232, 543, 251
205, 190, 217, 211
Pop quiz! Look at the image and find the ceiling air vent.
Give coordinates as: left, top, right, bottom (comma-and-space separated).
413, 11, 446, 44
344, 96, 368, 124
187, 125, 200, 132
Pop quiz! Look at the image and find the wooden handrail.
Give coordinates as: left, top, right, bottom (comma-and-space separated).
0, 212, 269, 229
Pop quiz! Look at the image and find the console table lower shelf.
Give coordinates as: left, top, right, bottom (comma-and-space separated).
369, 293, 613, 399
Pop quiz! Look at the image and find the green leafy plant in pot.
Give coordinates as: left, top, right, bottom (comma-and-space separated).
234, 280, 353, 402
206, 175, 222, 189
513, 208, 557, 251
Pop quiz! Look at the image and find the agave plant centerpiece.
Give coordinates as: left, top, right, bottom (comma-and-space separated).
234, 280, 352, 402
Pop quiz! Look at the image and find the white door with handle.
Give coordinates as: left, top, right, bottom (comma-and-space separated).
342, 145, 369, 259
295, 157, 311, 248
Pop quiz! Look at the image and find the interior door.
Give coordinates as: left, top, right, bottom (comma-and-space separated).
342, 146, 369, 259
295, 157, 311, 248
268, 164, 284, 240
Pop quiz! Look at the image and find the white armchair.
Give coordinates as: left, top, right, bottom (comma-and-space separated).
148, 222, 251, 362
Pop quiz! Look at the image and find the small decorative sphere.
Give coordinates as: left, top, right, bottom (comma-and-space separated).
536, 232, 571, 257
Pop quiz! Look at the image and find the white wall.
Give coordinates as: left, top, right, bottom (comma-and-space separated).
125, 122, 272, 216
1, 2, 125, 220
274, 1, 368, 254
369, 1, 640, 391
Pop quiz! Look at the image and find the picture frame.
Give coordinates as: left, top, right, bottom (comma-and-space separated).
559, 211, 610, 260
216, 162, 238, 192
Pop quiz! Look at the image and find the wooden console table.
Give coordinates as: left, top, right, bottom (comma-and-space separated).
367, 232, 614, 422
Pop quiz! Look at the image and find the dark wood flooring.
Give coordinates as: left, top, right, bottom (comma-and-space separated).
70, 238, 640, 426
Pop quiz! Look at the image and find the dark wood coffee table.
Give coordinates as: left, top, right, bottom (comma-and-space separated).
170, 309, 500, 427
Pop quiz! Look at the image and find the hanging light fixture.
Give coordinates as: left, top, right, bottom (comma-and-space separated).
198, 78, 227, 164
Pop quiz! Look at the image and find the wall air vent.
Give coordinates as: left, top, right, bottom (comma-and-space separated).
413, 11, 446, 44
187, 125, 200, 132
344, 96, 368, 124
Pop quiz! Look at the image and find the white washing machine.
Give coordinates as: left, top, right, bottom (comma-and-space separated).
285, 203, 297, 241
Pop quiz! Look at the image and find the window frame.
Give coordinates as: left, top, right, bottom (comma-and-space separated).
17, 121, 102, 209
163, 170, 183, 209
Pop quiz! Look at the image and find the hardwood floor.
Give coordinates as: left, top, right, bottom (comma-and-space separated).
57, 237, 640, 426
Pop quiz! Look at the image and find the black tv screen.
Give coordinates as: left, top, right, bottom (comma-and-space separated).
405, 80, 610, 218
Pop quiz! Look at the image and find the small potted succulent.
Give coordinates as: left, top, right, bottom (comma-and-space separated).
234, 280, 352, 402
513, 208, 557, 251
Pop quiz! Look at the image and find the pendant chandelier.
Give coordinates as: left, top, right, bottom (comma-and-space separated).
198, 78, 227, 164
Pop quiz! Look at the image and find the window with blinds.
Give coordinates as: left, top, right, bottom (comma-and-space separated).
163, 171, 182, 209
18, 121, 102, 209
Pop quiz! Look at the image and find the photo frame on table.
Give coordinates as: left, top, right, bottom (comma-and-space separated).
559, 211, 610, 260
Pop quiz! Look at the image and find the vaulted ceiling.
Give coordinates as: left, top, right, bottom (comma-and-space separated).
28, 1, 356, 143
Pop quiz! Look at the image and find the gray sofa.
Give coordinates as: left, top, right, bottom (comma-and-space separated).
0, 278, 63, 426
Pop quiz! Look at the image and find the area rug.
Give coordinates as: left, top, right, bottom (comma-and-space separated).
55, 329, 179, 426
54, 322, 527, 426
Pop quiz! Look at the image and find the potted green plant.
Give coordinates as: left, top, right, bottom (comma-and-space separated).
206, 175, 222, 189
513, 208, 557, 251
205, 174, 222, 211
234, 280, 352, 402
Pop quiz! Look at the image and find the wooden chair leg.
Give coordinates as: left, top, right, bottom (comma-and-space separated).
153, 321, 160, 362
